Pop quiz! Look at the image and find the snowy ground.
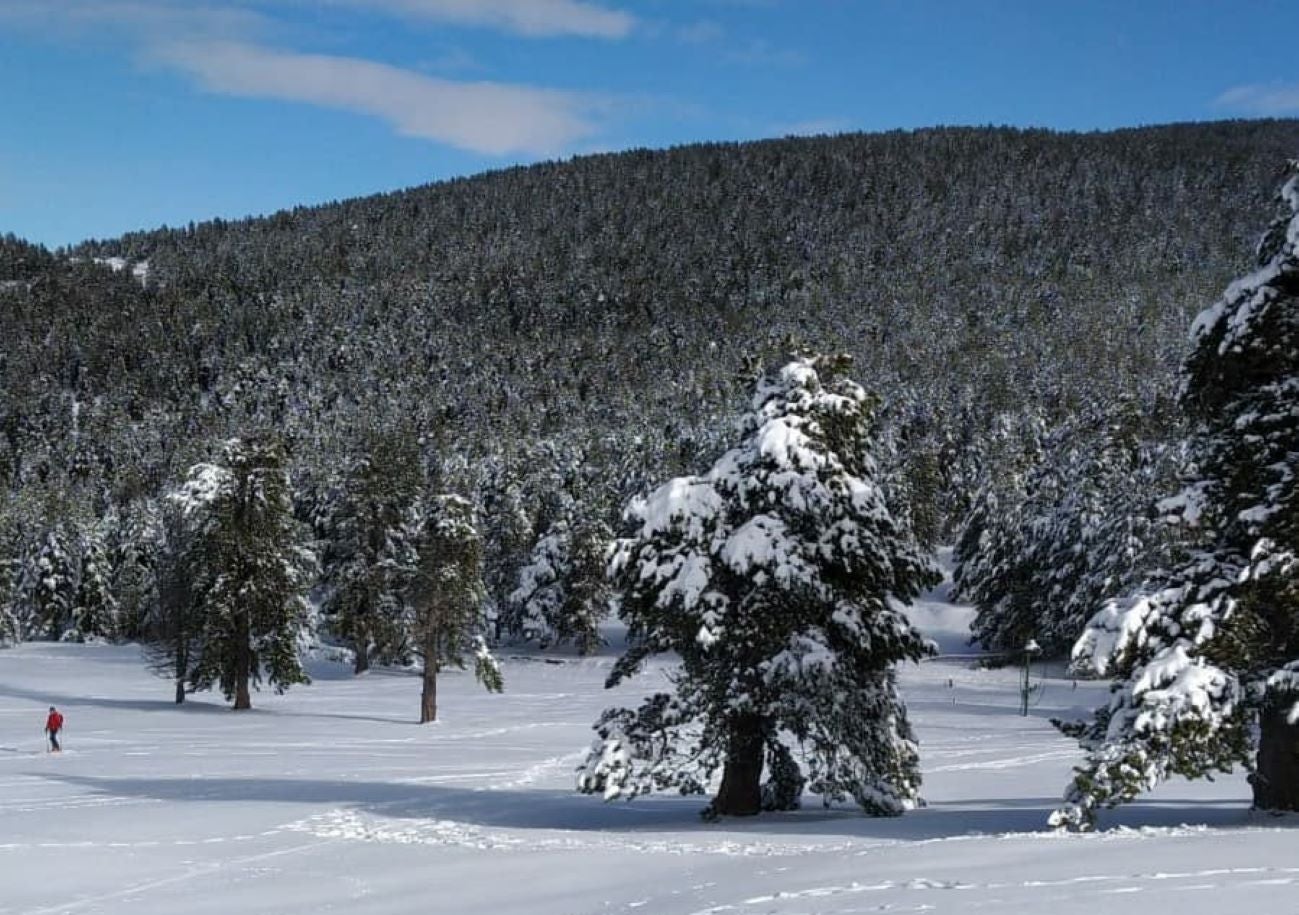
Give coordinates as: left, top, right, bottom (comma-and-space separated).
3, 581, 1298, 914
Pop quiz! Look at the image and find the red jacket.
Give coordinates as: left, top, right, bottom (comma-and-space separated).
46, 711, 63, 733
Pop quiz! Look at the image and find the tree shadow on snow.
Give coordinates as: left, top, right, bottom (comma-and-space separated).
266, 708, 422, 725
33, 773, 707, 833
30, 773, 1294, 841
0, 680, 230, 715
0, 677, 426, 725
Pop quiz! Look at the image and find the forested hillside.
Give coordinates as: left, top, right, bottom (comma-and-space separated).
3, 120, 1298, 655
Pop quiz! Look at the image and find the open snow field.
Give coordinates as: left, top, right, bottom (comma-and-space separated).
3, 585, 1298, 914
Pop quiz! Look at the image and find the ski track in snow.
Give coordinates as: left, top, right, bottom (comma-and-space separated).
924, 746, 1081, 772
19, 838, 332, 915
281, 806, 869, 858
683, 866, 1299, 915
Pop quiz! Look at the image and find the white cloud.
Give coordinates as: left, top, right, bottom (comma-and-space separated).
155, 41, 599, 155
336, 0, 635, 38
1213, 83, 1299, 115
0, 0, 635, 42
0, 0, 627, 154
0, 0, 267, 42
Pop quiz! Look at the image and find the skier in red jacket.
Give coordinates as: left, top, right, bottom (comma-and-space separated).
45, 706, 63, 753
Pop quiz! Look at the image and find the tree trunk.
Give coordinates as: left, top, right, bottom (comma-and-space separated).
420, 630, 439, 723
714, 714, 765, 816
420, 660, 438, 723
174, 641, 187, 705
1253, 698, 1299, 811
353, 639, 370, 675
233, 613, 252, 711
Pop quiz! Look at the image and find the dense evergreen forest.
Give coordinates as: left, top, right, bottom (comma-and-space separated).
3, 119, 1299, 664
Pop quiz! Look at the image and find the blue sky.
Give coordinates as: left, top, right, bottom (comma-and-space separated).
3, 0, 1298, 248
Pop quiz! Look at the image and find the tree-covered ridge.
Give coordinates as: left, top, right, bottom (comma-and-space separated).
1, 121, 1297, 656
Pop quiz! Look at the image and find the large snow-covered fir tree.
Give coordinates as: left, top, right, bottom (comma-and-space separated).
1055, 162, 1299, 829
405, 494, 502, 723
577, 355, 939, 817
171, 437, 314, 710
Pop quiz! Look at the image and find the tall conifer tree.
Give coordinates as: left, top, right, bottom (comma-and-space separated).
578, 356, 939, 816
172, 437, 313, 710
406, 495, 502, 723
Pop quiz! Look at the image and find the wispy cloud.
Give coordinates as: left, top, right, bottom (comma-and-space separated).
1213, 83, 1299, 115
155, 41, 600, 155
2, 0, 637, 155
331, 0, 636, 39
0, 0, 635, 41
0, 0, 268, 42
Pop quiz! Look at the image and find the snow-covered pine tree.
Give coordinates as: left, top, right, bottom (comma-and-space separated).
959, 403, 1175, 658
405, 494, 502, 723
143, 504, 205, 704
71, 520, 118, 640
0, 504, 24, 645
0, 601, 16, 646
1054, 162, 1299, 830
1029, 406, 1176, 657
320, 434, 423, 673
577, 355, 939, 817
15, 524, 78, 641
956, 480, 1035, 654
474, 460, 535, 637
507, 514, 612, 653
171, 437, 314, 710
111, 499, 164, 642
951, 411, 1045, 649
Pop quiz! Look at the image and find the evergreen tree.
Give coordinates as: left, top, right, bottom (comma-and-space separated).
171, 437, 313, 710
71, 520, 118, 640
16, 525, 78, 641
958, 403, 1175, 658
111, 499, 164, 642
144, 506, 204, 704
475, 463, 536, 638
405, 494, 502, 723
577, 355, 939, 817
0, 504, 24, 646
507, 514, 612, 653
1055, 163, 1299, 829
320, 433, 422, 673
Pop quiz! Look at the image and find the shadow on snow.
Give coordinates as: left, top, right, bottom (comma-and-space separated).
28, 772, 1291, 840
